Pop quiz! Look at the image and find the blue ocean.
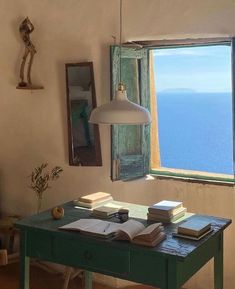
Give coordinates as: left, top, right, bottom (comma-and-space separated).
157, 92, 234, 175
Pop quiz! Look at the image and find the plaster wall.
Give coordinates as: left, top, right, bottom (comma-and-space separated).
0, 1, 234, 289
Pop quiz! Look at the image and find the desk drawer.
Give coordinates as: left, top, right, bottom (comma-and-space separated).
27, 231, 53, 260
130, 251, 166, 288
54, 237, 130, 276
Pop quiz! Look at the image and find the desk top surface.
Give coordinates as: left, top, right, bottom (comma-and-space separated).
15, 201, 231, 259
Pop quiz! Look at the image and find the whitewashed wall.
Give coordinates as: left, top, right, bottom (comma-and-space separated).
0, 1, 234, 288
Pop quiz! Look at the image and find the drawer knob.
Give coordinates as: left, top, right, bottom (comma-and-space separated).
84, 250, 92, 261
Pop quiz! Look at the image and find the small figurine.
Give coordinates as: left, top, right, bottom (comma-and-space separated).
17, 17, 43, 89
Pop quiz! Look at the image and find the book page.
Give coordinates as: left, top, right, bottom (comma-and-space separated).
133, 223, 162, 241
82, 221, 121, 238
59, 219, 121, 238
117, 220, 145, 241
60, 219, 102, 231
132, 232, 166, 247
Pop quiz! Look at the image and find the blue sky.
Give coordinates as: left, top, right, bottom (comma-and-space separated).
153, 45, 232, 93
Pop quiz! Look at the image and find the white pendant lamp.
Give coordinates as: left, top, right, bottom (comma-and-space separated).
89, 0, 151, 125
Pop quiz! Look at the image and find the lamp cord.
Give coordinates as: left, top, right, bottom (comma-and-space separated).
119, 0, 122, 86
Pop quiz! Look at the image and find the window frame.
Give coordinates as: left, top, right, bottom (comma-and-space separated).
148, 38, 235, 185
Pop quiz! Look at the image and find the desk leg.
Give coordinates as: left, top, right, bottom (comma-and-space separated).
214, 232, 223, 289
167, 259, 180, 289
20, 230, 30, 289
85, 271, 92, 289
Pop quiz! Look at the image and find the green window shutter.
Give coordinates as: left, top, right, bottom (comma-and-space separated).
110, 46, 151, 181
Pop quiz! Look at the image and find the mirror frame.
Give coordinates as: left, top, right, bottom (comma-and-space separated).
65, 62, 102, 166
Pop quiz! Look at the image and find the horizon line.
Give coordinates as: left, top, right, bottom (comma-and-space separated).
158, 90, 232, 94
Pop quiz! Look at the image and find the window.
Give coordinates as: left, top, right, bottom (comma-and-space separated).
151, 43, 234, 182
111, 40, 234, 184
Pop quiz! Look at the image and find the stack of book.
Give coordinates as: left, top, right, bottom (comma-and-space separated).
74, 192, 113, 209
173, 219, 212, 240
147, 200, 187, 223
92, 203, 123, 219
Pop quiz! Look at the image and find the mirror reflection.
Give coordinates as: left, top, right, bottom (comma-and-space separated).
66, 62, 102, 166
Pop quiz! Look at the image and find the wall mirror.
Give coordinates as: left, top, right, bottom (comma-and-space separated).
66, 62, 102, 166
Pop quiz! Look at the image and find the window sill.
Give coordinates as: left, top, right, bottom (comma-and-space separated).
150, 167, 234, 186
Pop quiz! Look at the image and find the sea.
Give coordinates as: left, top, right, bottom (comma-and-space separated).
157, 92, 234, 175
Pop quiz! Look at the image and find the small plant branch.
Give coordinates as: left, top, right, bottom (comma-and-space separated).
29, 163, 63, 213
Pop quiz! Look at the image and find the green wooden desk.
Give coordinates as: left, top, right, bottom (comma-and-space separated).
15, 201, 231, 289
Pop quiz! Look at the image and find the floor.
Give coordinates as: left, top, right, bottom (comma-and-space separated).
0, 263, 109, 289
0, 263, 157, 289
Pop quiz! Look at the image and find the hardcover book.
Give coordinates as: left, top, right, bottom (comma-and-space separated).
149, 204, 185, 217
73, 196, 113, 209
148, 200, 183, 215
177, 219, 211, 237
147, 207, 186, 223
79, 192, 112, 204
92, 203, 123, 218
172, 229, 213, 241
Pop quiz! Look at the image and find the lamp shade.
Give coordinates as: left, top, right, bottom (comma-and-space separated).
89, 89, 151, 125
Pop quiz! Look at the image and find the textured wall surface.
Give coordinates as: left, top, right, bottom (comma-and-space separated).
0, 1, 234, 288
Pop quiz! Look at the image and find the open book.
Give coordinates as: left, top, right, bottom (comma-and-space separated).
116, 219, 166, 247
59, 219, 166, 247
